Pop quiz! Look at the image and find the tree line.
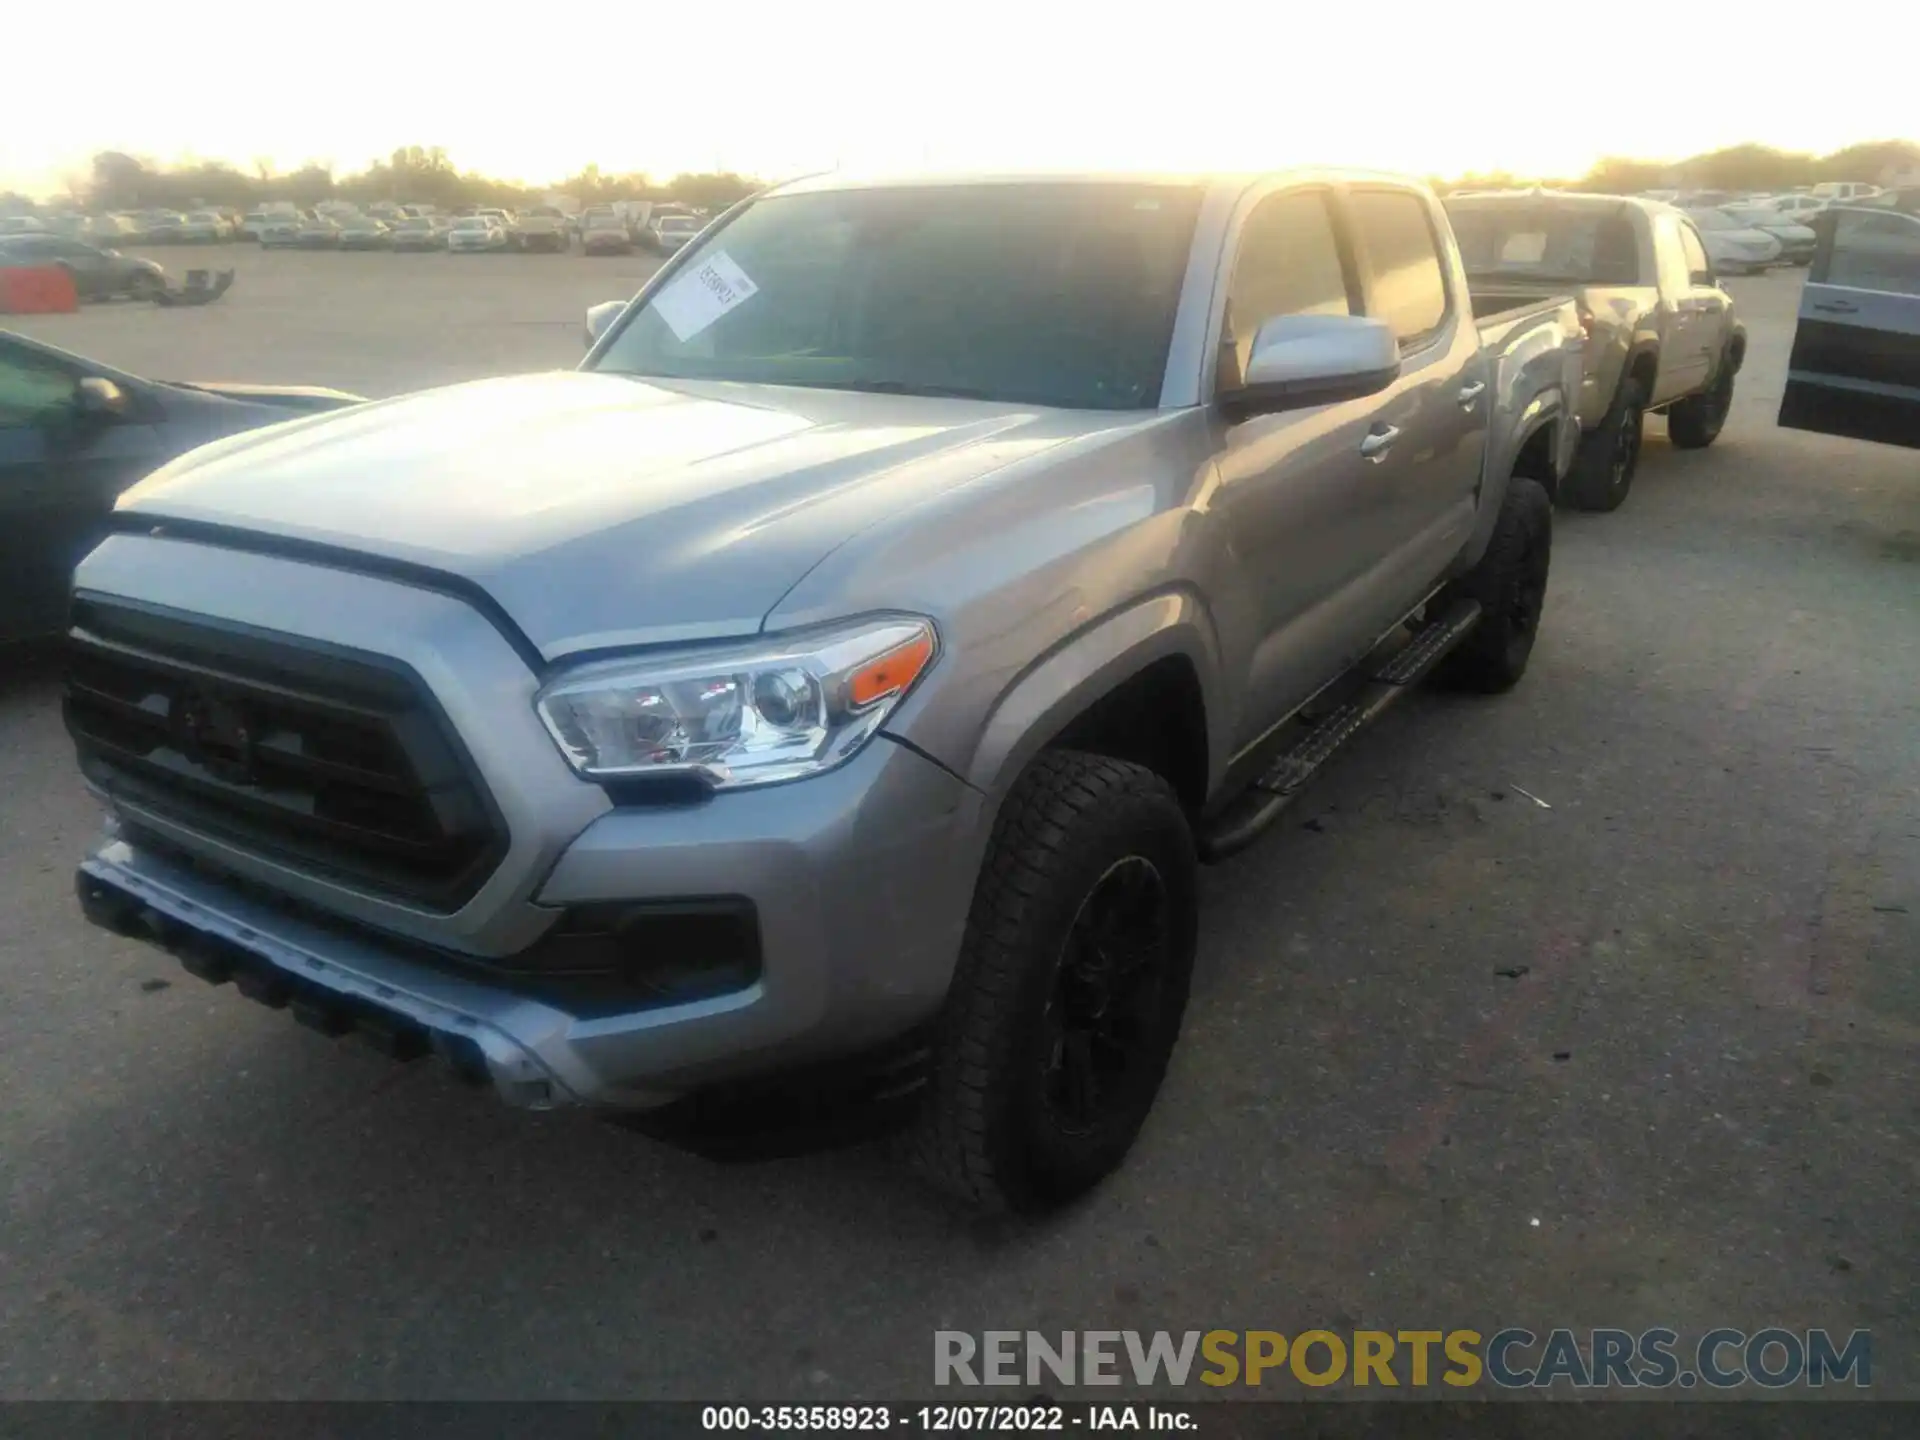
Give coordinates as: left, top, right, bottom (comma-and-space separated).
56, 147, 762, 215
5, 138, 1917, 218
1437, 139, 1920, 196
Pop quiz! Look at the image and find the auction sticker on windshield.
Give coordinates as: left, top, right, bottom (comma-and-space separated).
651, 250, 760, 342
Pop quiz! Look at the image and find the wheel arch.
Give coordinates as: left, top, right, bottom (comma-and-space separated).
960, 590, 1225, 816
1626, 343, 1660, 396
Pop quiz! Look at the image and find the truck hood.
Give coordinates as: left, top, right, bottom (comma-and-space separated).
117, 371, 1105, 659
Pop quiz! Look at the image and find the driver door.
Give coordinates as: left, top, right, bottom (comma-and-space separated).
1779, 206, 1920, 449
0, 337, 162, 641
0, 340, 86, 640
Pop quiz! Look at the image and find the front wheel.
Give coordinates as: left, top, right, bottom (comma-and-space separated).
1666, 354, 1735, 450
1565, 376, 1646, 513
908, 752, 1198, 1212
127, 272, 164, 302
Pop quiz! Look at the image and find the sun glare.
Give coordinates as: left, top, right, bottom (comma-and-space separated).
4, 0, 1914, 193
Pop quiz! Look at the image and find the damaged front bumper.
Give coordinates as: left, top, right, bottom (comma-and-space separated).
78, 840, 583, 1108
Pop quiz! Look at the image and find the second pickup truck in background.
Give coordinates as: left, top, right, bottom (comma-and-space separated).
1446, 192, 1746, 512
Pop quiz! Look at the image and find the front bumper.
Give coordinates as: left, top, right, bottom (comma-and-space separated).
77, 733, 982, 1112
66, 534, 987, 1112
76, 664, 983, 1113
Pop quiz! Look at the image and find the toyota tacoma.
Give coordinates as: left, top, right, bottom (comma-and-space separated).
68, 170, 1583, 1210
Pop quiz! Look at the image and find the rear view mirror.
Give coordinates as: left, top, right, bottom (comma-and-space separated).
1221, 314, 1400, 419
585, 300, 625, 348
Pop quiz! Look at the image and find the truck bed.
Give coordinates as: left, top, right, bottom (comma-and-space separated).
1470, 285, 1572, 336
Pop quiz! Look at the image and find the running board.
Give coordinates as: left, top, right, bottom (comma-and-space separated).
1198, 599, 1482, 861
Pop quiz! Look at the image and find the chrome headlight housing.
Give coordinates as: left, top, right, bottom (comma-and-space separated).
535, 617, 937, 790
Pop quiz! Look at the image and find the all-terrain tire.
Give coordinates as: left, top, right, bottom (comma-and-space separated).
1667, 352, 1736, 450
1434, 476, 1553, 694
1566, 375, 1646, 512
907, 751, 1198, 1212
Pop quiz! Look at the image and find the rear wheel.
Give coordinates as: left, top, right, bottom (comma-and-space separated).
1666, 353, 1735, 450
1566, 376, 1646, 513
908, 752, 1198, 1212
1435, 476, 1553, 694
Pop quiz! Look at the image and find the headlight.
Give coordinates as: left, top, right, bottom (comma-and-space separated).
535, 617, 937, 789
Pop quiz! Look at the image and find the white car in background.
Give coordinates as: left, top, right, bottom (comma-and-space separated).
1810, 182, 1881, 203
1685, 208, 1782, 274
1759, 194, 1827, 221
177, 211, 232, 243
1719, 204, 1818, 266
446, 215, 510, 252
649, 213, 703, 253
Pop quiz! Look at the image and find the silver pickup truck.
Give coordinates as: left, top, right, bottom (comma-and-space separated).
67, 170, 1582, 1210
1446, 192, 1746, 512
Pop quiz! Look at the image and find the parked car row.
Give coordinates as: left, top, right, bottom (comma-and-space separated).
4, 200, 720, 256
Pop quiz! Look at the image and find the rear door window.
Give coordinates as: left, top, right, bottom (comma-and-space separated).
1349, 189, 1451, 349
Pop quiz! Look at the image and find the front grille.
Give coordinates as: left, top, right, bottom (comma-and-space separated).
65, 597, 507, 912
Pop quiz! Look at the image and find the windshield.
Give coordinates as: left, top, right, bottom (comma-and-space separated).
1446, 203, 1640, 283
453, 217, 492, 230
593, 183, 1203, 410
659, 218, 700, 233
1688, 210, 1737, 232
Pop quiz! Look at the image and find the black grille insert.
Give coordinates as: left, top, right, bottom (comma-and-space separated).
65, 597, 507, 911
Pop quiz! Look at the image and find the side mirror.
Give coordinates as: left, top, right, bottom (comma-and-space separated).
1220, 314, 1400, 419
584, 300, 625, 349
76, 376, 130, 419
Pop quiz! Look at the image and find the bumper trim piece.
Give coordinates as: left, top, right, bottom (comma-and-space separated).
77, 851, 577, 1110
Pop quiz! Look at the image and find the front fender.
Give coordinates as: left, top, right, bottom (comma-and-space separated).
949, 589, 1227, 803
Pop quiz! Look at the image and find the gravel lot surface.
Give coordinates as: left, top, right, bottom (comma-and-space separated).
2, 252, 1916, 1400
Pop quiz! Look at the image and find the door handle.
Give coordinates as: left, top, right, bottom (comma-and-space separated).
1812, 301, 1859, 315
1457, 381, 1487, 409
1359, 425, 1400, 461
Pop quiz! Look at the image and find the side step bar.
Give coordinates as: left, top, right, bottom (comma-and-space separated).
1198, 599, 1482, 861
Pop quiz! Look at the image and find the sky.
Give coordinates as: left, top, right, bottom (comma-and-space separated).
5, 1, 1916, 196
